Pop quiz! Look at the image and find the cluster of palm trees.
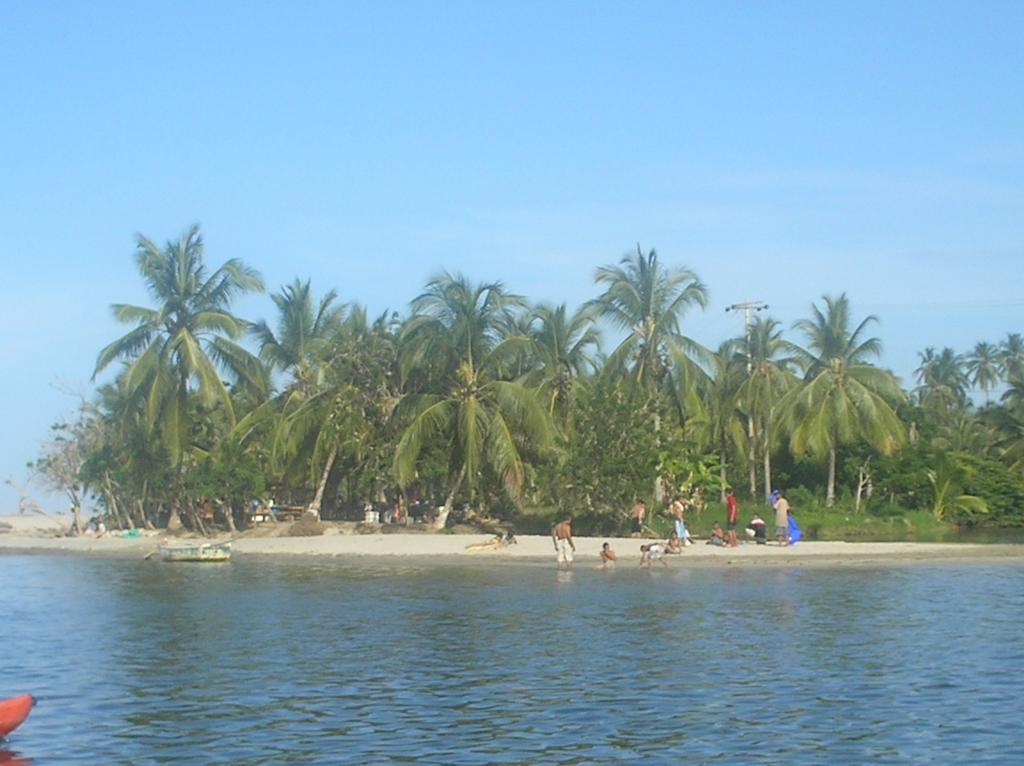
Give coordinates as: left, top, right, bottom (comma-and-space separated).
51, 226, 1021, 532
912, 336, 1024, 468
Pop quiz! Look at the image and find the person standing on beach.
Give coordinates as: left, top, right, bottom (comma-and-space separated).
725, 488, 739, 547
772, 490, 790, 546
628, 500, 646, 537
669, 496, 690, 546
552, 517, 576, 570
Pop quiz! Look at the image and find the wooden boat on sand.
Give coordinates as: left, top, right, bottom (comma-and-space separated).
158, 541, 232, 562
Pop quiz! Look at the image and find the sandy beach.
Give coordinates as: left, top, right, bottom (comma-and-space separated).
2, 513, 1023, 566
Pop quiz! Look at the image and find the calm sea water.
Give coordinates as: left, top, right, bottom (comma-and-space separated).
2, 553, 1023, 765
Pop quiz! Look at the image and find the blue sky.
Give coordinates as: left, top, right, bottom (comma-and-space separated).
2, 1, 1022, 514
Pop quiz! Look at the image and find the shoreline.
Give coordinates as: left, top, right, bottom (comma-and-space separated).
2, 516, 1024, 567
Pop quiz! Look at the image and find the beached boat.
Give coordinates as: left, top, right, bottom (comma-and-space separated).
0, 694, 35, 737
158, 542, 232, 562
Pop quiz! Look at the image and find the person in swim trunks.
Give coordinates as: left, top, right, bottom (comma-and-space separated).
552, 517, 575, 570
628, 500, 646, 537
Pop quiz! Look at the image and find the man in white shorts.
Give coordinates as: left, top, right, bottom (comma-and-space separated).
640, 542, 669, 569
551, 517, 576, 571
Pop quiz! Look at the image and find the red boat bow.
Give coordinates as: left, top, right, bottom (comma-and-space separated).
0, 695, 35, 738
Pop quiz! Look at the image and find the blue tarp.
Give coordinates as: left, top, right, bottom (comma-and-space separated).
788, 514, 802, 545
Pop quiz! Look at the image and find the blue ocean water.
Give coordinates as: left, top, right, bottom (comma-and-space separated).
2, 553, 1023, 765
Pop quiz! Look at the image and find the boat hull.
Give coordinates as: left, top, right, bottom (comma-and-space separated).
0, 694, 35, 737
158, 542, 232, 562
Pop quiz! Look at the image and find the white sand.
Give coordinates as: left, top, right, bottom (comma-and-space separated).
1, 515, 1022, 566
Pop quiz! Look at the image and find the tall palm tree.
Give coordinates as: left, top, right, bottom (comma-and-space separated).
1001, 333, 1024, 382
246, 281, 351, 512
526, 303, 600, 432
692, 342, 746, 496
737, 317, 800, 501
914, 347, 968, 414
394, 273, 553, 529
782, 294, 905, 506
93, 225, 264, 527
964, 341, 1003, 405
588, 245, 707, 393
250, 279, 345, 389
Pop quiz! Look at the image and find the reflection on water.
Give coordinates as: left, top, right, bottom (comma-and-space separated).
2, 554, 1024, 764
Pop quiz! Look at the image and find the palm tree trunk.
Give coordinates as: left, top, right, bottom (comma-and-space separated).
762, 413, 773, 504
224, 502, 237, 533
308, 443, 339, 516
747, 416, 757, 499
434, 465, 468, 531
827, 446, 837, 508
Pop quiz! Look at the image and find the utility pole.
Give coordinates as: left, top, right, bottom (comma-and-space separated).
725, 301, 769, 373
725, 301, 768, 500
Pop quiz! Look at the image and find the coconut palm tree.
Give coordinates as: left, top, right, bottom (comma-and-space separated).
964, 341, 1003, 404
737, 317, 800, 501
394, 273, 553, 529
93, 225, 264, 527
915, 347, 969, 414
250, 279, 345, 390
244, 304, 398, 516
1001, 333, 1024, 382
588, 245, 707, 394
782, 294, 905, 507
526, 303, 600, 432
691, 342, 746, 496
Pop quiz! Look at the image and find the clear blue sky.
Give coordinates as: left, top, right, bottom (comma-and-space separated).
2, 1, 1022, 514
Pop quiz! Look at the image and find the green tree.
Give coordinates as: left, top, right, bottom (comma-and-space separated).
737, 316, 800, 501
1001, 333, 1024, 382
526, 303, 600, 432
965, 341, 1003, 404
783, 294, 906, 506
250, 278, 345, 389
93, 225, 264, 528
588, 245, 707, 394
915, 346, 968, 414
690, 342, 746, 497
394, 274, 553, 529
927, 459, 988, 523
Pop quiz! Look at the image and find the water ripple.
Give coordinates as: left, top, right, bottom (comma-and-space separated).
2, 555, 1023, 764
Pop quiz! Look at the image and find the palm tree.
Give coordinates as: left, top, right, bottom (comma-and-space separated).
915, 347, 968, 414
394, 273, 553, 529
782, 294, 905, 506
691, 342, 746, 496
93, 225, 264, 528
247, 280, 349, 513
526, 303, 600, 432
588, 245, 707, 393
737, 317, 800, 501
964, 341, 1003, 404
250, 279, 345, 389
926, 460, 988, 523
1001, 333, 1024, 382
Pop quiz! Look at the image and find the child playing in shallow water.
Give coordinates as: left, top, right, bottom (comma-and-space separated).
600, 542, 617, 568
639, 543, 668, 569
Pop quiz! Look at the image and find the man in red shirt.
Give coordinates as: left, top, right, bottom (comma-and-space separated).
725, 488, 739, 548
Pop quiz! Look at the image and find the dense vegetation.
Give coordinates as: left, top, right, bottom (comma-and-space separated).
31, 227, 1024, 536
